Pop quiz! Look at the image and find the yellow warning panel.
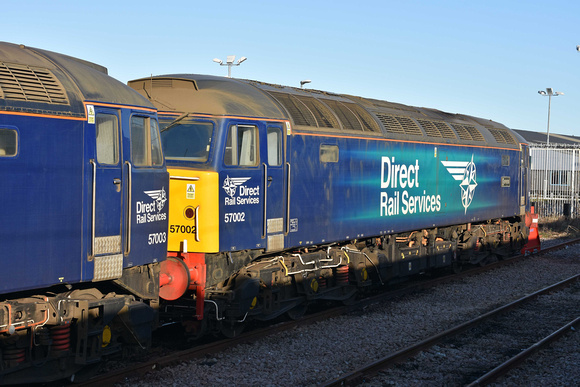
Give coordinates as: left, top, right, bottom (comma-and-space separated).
167, 167, 219, 253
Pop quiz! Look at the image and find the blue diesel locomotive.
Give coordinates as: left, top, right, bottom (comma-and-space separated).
128, 74, 538, 337
0, 43, 168, 383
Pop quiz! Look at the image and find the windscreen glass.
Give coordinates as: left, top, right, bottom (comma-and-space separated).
160, 119, 213, 162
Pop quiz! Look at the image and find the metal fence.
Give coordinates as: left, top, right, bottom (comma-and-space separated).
529, 144, 580, 218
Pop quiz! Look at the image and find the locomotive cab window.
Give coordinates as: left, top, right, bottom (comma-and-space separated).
320, 144, 339, 163
267, 127, 282, 166
160, 118, 213, 163
225, 125, 258, 166
96, 114, 119, 165
131, 116, 163, 166
0, 128, 17, 157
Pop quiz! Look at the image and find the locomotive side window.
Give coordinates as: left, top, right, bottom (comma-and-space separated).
267, 127, 282, 166
0, 128, 17, 157
502, 155, 510, 166
160, 119, 213, 162
320, 144, 339, 163
96, 114, 119, 165
225, 125, 258, 166
131, 116, 163, 166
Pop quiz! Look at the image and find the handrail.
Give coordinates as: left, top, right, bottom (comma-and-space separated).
262, 163, 268, 239
170, 175, 200, 181
90, 159, 96, 259
195, 206, 200, 242
285, 162, 291, 235
124, 161, 132, 256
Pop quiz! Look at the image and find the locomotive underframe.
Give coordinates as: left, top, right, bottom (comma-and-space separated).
0, 265, 159, 384
163, 216, 529, 338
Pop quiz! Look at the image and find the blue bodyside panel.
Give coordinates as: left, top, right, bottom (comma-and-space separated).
128, 168, 169, 267
286, 134, 521, 248
0, 115, 84, 293
1, 108, 169, 294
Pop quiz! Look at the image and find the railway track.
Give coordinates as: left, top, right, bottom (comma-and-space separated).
321, 273, 579, 386
468, 315, 580, 386
79, 238, 579, 386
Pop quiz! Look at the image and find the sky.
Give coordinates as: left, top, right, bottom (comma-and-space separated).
3, 0, 580, 136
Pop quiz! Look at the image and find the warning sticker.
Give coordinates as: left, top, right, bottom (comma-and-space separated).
87, 105, 95, 124
186, 184, 195, 199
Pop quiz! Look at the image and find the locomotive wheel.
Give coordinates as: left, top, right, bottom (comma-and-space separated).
286, 303, 308, 320
220, 320, 246, 338
183, 318, 208, 342
479, 253, 498, 266
342, 292, 358, 306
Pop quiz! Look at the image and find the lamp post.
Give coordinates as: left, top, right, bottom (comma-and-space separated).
300, 80, 311, 88
538, 88, 563, 199
213, 55, 247, 78
537, 88, 563, 145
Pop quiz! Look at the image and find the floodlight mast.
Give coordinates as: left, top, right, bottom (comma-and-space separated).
213, 55, 247, 77
537, 88, 563, 145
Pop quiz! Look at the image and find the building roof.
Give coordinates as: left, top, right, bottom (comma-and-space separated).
514, 129, 580, 145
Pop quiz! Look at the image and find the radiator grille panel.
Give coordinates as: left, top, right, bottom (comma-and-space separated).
0, 62, 69, 104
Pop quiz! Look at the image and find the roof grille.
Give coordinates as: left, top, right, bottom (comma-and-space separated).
152, 79, 173, 88
267, 91, 316, 126
321, 99, 379, 133
323, 99, 362, 131
0, 62, 68, 104
417, 119, 457, 139
295, 95, 338, 128
376, 114, 423, 136
369, 100, 419, 113
267, 91, 339, 129
486, 127, 517, 144
332, 100, 381, 133
451, 124, 484, 141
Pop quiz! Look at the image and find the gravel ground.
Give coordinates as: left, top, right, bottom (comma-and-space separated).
493, 324, 580, 387
120, 243, 579, 387
361, 281, 579, 386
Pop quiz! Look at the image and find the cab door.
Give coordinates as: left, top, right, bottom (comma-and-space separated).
260, 124, 286, 252
124, 114, 168, 268
220, 123, 264, 251
92, 109, 123, 271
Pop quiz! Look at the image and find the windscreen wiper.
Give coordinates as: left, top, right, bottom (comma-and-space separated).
160, 112, 190, 133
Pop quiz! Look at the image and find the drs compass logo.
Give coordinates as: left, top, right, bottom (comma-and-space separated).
441, 155, 478, 213
223, 176, 251, 197
223, 176, 260, 206
136, 187, 168, 224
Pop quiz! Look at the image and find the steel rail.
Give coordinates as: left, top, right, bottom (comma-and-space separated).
466, 315, 580, 386
320, 273, 580, 387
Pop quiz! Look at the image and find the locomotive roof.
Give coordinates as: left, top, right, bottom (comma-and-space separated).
129, 74, 288, 119
0, 42, 154, 117
129, 74, 523, 149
